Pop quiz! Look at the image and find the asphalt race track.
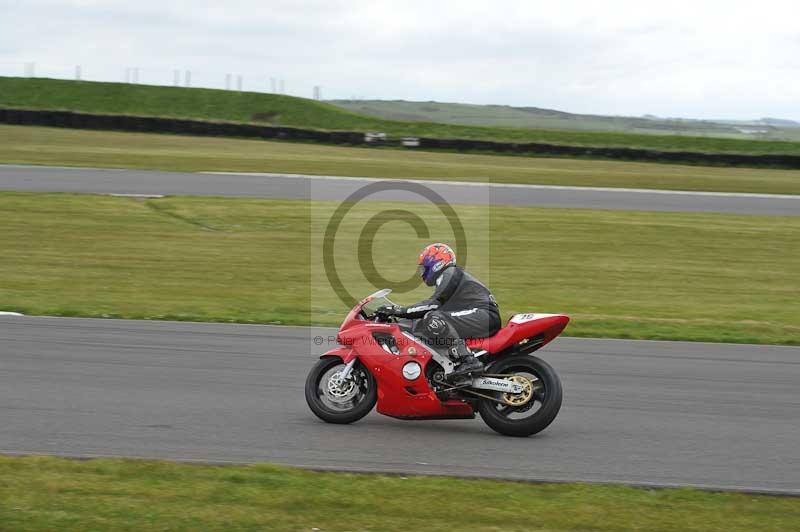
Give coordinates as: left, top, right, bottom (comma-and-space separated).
2, 316, 798, 494
1, 164, 799, 215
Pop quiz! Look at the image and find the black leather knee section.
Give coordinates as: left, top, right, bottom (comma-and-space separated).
422, 311, 449, 337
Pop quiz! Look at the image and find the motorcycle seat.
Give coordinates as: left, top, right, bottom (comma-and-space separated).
466, 313, 569, 354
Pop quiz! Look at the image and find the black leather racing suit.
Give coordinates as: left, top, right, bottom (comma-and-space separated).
394, 265, 501, 360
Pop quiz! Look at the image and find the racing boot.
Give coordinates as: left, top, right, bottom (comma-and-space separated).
448, 340, 484, 380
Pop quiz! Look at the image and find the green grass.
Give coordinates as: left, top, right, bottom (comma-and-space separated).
331, 99, 800, 141
1, 456, 798, 532
3, 125, 800, 194
3, 76, 800, 156
1, 192, 798, 344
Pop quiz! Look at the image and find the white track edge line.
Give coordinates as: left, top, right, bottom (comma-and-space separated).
106, 193, 165, 198
198, 171, 800, 200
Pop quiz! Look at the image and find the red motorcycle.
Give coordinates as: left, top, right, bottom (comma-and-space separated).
305, 289, 568, 437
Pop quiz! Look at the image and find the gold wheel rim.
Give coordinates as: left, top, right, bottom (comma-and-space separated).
502, 375, 534, 406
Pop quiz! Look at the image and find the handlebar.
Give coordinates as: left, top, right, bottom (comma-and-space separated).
372, 312, 396, 323
360, 308, 395, 323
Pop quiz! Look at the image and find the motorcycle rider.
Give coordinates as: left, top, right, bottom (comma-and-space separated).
376, 243, 501, 378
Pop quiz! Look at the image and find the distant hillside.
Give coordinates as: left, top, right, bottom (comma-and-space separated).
3, 77, 800, 156
329, 99, 800, 142
758, 117, 800, 127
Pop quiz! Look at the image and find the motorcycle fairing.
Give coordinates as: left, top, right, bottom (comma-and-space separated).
325, 322, 474, 420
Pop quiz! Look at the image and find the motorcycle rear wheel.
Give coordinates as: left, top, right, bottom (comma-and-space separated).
305, 357, 377, 424
477, 355, 562, 437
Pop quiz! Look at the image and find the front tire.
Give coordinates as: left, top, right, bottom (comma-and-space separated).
477, 355, 562, 437
305, 357, 377, 424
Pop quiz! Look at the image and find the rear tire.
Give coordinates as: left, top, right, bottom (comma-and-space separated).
305, 357, 377, 424
477, 355, 562, 437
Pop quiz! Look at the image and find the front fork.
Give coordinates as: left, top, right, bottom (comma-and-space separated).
337, 359, 357, 380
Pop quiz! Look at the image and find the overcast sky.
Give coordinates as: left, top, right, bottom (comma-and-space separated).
2, 0, 798, 120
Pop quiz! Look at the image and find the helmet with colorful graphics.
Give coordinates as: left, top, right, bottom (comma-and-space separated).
417, 243, 456, 286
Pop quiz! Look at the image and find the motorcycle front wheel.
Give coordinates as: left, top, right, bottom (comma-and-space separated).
477, 355, 562, 437
305, 357, 377, 424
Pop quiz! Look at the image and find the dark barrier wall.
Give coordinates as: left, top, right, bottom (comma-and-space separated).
0, 108, 366, 145
415, 137, 800, 168
3, 107, 800, 169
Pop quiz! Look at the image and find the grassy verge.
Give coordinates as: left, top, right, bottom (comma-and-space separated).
1, 192, 797, 344
1, 456, 798, 532
3, 125, 800, 194
3, 76, 800, 156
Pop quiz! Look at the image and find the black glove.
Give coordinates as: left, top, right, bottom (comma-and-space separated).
375, 304, 401, 319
